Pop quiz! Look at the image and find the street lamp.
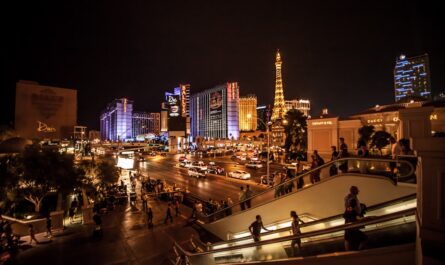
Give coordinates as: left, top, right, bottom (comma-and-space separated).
256, 118, 272, 179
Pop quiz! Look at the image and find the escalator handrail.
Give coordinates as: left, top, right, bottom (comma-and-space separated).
199, 157, 415, 223
176, 208, 416, 257
209, 193, 416, 247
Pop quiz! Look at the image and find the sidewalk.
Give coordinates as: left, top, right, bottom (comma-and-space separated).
14, 196, 200, 265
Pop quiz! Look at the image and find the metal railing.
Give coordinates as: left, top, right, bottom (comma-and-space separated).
175, 208, 416, 259
196, 157, 416, 224
208, 194, 416, 248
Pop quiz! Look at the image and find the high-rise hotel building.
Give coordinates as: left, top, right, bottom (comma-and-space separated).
394, 54, 432, 102
190, 83, 240, 139
100, 98, 133, 141
132, 112, 160, 136
285, 99, 311, 116
239, 95, 257, 131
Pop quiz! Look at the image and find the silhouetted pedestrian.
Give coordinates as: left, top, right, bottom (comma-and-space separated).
147, 207, 154, 229
164, 203, 173, 224
175, 199, 180, 217
46, 216, 52, 238
28, 224, 39, 244
245, 185, 253, 209
249, 215, 270, 242
290, 211, 305, 256
238, 186, 246, 211
93, 212, 103, 237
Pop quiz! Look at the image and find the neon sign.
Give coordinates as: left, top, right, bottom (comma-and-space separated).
311, 121, 333, 126
37, 121, 56, 132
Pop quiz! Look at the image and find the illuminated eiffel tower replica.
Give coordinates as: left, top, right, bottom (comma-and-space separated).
271, 49, 287, 147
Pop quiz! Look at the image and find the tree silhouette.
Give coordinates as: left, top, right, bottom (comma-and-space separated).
370, 131, 391, 156
17, 144, 85, 212
284, 109, 307, 156
358, 125, 375, 147
95, 160, 120, 190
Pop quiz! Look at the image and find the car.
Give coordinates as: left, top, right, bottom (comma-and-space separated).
209, 161, 216, 166
237, 154, 247, 161
179, 156, 187, 162
228, 170, 251, 180
250, 156, 259, 161
246, 160, 263, 169
179, 160, 191, 167
137, 156, 146, 162
149, 151, 157, 156
188, 168, 207, 178
260, 175, 274, 186
191, 161, 207, 171
207, 165, 225, 175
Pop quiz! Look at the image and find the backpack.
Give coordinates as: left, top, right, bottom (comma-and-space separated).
318, 156, 325, 166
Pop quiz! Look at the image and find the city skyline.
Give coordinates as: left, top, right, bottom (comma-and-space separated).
1, 1, 443, 130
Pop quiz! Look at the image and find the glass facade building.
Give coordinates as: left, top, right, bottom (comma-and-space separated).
256, 105, 271, 131
100, 98, 133, 141
239, 95, 257, 131
190, 83, 240, 139
132, 112, 160, 137
394, 54, 432, 102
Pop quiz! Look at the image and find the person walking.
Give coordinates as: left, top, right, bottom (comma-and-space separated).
245, 185, 253, 209
164, 203, 174, 224
273, 173, 282, 198
358, 144, 369, 174
93, 211, 103, 237
390, 137, 402, 177
28, 224, 39, 244
142, 195, 148, 212
238, 186, 246, 211
46, 216, 52, 238
338, 137, 349, 173
225, 197, 233, 216
330, 146, 339, 176
147, 207, 154, 229
175, 199, 180, 217
290, 211, 305, 256
310, 155, 320, 183
69, 206, 75, 224
248, 215, 270, 242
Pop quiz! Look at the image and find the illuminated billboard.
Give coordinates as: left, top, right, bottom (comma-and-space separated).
167, 94, 181, 117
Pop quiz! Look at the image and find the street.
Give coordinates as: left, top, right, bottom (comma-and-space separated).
131, 154, 289, 202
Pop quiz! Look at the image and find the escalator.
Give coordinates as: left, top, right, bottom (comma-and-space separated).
196, 157, 417, 240
175, 208, 417, 265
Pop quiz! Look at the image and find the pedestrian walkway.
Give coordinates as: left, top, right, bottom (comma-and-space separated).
14, 197, 199, 265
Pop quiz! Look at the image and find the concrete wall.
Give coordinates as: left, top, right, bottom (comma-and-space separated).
2, 210, 64, 236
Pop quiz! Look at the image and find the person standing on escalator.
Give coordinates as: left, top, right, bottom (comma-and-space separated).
249, 215, 270, 242
290, 211, 305, 256
343, 185, 367, 250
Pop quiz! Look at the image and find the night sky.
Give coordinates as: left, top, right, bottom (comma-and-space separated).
2, 1, 443, 130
